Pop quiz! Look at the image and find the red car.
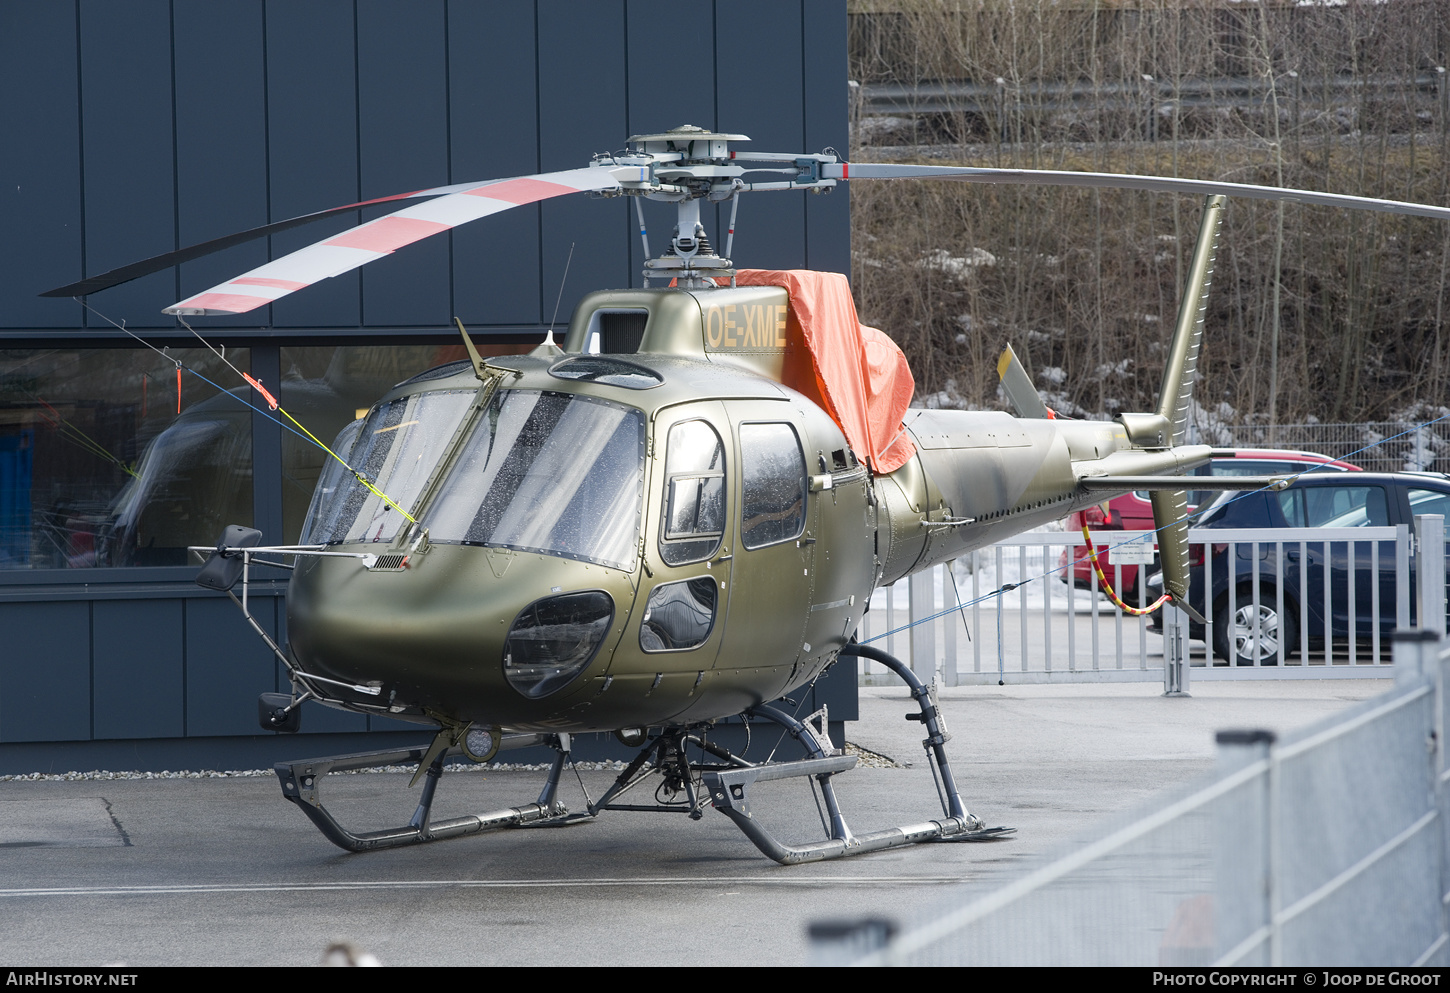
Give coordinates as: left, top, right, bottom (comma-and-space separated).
1060, 449, 1362, 600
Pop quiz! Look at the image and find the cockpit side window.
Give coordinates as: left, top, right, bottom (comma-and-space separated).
739, 422, 806, 550
302, 390, 474, 545
659, 419, 725, 566
300, 417, 365, 545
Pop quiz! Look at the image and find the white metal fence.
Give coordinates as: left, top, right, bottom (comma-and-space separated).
819, 631, 1450, 967
1192, 421, 1450, 475
859, 518, 1447, 685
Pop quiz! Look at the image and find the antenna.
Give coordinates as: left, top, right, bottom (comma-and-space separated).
544, 241, 576, 351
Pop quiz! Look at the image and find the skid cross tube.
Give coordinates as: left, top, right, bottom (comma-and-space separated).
275, 733, 570, 852
696, 692, 999, 865
587, 729, 727, 817
839, 643, 967, 820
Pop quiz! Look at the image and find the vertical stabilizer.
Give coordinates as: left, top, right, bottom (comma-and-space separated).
1157, 195, 1226, 445
1154, 196, 1225, 619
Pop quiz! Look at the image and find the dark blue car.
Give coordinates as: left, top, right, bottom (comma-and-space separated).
1145, 472, 1450, 665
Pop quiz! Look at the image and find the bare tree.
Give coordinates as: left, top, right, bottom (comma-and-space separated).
850, 0, 1450, 425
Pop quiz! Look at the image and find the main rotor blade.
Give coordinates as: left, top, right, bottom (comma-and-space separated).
40, 178, 507, 299
164, 166, 641, 316
828, 163, 1450, 221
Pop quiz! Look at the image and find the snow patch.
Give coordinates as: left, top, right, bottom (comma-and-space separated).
917, 248, 998, 278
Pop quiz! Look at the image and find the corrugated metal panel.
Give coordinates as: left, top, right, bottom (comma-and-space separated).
448, 0, 543, 325
174, 1, 271, 330
358, 0, 452, 327
715, 0, 807, 272
0, 602, 90, 742
79, 0, 176, 329
0, 2, 83, 329
265, 0, 363, 329
93, 599, 185, 739
184, 596, 280, 737
539, 1, 632, 322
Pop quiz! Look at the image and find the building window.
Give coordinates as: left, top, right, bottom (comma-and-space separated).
0, 347, 253, 569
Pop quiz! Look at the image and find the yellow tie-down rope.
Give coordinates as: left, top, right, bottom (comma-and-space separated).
1080, 524, 1169, 615
244, 373, 417, 525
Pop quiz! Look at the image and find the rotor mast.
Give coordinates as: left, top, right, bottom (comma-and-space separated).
608, 124, 840, 289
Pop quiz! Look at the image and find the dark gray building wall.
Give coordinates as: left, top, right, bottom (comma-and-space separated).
0, 0, 852, 772
1, 0, 850, 339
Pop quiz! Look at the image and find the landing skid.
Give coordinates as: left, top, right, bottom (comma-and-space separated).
274, 732, 574, 853
274, 645, 1012, 862
699, 644, 1015, 863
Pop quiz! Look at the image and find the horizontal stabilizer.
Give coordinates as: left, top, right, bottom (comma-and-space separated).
1076, 475, 1290, 492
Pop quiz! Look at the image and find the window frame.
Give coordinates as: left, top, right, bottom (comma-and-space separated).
737, 419, 808, 552
657, 417, 728, 567
637, 575, 719, 654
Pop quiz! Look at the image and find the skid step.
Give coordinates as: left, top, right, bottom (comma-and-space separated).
705, 755, 856, 790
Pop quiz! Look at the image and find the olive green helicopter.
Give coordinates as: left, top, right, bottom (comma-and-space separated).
47, 125, 1450, 863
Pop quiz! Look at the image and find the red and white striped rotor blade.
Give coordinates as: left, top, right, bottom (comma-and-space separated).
165, 165, 643, 316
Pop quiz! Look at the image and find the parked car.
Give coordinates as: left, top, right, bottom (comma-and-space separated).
1144, 471, 1450, 665
1061, 449, 1361, 599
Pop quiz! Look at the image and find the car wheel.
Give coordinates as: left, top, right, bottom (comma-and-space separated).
1213, 588, 1297, 666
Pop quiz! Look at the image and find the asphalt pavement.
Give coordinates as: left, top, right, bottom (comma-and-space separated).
0, 677, 1390, 966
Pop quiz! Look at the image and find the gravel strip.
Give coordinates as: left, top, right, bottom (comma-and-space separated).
1, 744, 904, 782
0, 760, 629, 782
844, 742, 906, 769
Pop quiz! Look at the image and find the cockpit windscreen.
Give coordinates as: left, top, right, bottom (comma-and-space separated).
301, 390, 473, 545
422, 390, 645, 571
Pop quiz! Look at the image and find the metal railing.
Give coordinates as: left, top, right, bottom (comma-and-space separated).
857, 72, 1448, 121
818, 630, 1450, 967
859, 519, 1445, 685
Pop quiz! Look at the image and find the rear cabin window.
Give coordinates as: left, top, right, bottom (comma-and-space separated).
739, 423, 806, 550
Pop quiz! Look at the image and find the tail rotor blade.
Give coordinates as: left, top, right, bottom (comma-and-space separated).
996, 344, 1052, 419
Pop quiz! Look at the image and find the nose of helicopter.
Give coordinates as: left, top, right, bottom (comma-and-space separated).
284, 544, 636, 724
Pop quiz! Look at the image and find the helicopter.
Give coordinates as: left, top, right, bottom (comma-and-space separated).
45, 125, 1450, 864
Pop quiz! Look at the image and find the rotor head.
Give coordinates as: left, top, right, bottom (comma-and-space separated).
603, 125, 839, 288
